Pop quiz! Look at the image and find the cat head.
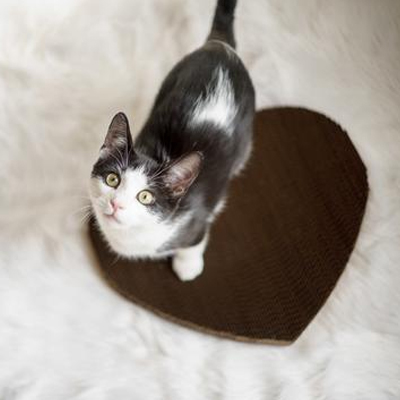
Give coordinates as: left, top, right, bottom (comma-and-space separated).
89, 113, 202, 253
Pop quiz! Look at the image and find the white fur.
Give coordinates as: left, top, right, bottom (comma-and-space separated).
173, 234, 208, 281
1, 0, 400, 399
190, 66, 237, 134
90, 168, 187, 257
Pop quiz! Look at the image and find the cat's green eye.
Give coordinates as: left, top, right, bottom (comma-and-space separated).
137, 190, 155, 205
105, 172, 120, 188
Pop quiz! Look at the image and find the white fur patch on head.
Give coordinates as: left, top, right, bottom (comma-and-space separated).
190, 67, 237, 135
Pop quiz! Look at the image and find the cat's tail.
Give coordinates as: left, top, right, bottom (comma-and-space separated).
207, 0, 237, 48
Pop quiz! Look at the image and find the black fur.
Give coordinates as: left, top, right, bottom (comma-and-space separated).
92, 0, 255, 252
208, 0, 237, 47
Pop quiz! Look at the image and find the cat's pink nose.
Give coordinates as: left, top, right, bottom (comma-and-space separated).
110, 199, 124, 211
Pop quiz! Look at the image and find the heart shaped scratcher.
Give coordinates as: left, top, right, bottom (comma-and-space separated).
89, 107, 368, 344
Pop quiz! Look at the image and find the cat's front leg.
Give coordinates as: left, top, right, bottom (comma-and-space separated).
172, 234, 209, 281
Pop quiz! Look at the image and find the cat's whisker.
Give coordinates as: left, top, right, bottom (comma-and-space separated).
70, 204, 92, 215
79, 211, 93, 226
148, 164, 163, 180
116, 147, 127, 169
108, 151, 124, 170
69, 206, 94, 225
149, 162, 171, 180
77, 206, 90, 210
124, 142, 133, 167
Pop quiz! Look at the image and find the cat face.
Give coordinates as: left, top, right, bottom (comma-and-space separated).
89, 113, 202, 255
90, 166, 159, 230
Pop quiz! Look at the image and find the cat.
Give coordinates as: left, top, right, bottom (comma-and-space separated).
90, 0, 255, 281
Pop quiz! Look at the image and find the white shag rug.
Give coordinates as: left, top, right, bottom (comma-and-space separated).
1, 0, 400, 398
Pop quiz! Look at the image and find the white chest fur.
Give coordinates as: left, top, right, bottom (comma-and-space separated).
98, 218, 180, 259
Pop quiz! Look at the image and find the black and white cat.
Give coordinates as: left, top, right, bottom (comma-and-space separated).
90, 0, 255, 281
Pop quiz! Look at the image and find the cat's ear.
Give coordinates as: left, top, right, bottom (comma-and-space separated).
102, 112, 133, 151
163, 152, 203, 198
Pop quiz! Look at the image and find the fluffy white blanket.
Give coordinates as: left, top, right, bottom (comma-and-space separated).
1, 0, 399, 398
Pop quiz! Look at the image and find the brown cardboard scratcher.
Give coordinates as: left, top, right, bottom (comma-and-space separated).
89, 107, 368, 344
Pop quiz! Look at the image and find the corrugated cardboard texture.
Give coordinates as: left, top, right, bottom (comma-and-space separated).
89, 107, 368, 344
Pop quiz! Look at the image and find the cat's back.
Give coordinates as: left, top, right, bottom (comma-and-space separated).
136, 39, 255, 170
152, 40, 254, 119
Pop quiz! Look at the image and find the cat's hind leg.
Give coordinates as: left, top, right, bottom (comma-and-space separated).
172, 233, 209, 281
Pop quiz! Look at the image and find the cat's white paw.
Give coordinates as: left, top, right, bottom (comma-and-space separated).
172, 252, 204, 281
